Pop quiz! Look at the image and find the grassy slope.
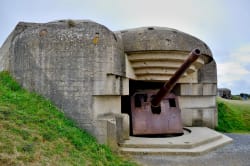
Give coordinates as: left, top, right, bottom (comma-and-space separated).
0, 71, 137, 166
216, 97, 250, 133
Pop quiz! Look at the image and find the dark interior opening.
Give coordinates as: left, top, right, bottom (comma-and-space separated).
169, 98, 176, 107
129, 80, 164, 94
121, 95, 131, 114
134, 94, 147, 107
151, 105, 161, 114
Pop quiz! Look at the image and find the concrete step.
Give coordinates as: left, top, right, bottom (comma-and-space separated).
119, 127, 233, 155
119, 127, 222, 149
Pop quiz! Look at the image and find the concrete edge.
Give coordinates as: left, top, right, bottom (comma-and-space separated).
119, 134, 233, 156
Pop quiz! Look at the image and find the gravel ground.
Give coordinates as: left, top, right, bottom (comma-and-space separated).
132, 133, 250, 166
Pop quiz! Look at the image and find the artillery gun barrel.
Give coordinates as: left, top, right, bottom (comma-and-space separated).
151, 48, 201, 107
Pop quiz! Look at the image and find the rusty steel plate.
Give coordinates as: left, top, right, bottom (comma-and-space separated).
131, 91, 183, 135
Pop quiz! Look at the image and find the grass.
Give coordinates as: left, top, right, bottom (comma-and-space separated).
231, 95, 241, 100
0, 71, 137, 166
216, 97, 250, 133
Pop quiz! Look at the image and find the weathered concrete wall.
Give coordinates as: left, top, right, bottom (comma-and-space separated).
0, 32, 12, 71
5, 20, 129, 143
0, 29, 18, 71
175, 60, 217, 128
120, 27, 212, 82
120, 27, 212, 57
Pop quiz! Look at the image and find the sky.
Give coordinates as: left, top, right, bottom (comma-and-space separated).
1, 0, 250, 94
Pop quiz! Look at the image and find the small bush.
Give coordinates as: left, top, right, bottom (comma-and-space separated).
231, 95, 241, 100
22, 144, 34, 153
42, 132, 55, 141
67, 19, 76, 28
0, 106, 12, 120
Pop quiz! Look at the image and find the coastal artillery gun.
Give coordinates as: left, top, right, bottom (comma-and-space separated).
131, 49, 201, 135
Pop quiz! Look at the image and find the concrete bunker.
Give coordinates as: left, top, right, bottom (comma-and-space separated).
120, 27, 217, 138
122, 49, 202, 136
0, 20, 218, 150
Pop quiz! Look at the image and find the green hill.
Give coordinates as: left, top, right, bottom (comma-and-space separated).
216, 97, 250, 133
0, 71, 137, 165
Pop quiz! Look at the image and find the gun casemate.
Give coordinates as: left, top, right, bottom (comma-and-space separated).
131, 49, 201, 135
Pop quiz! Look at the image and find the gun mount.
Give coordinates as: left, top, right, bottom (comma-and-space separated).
131, 49, 201, 135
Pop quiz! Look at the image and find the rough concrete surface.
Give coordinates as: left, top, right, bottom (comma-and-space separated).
132, 133, 250, 166
0, 20, 218, 146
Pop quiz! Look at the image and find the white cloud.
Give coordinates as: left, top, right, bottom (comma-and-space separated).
217, 43, 250, 92
217, 62, 249, 82
231, 45, 250, 64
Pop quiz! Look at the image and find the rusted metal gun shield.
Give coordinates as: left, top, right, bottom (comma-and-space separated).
131, 91, 183, 135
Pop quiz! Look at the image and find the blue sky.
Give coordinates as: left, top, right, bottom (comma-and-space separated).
1, 0, 250, 94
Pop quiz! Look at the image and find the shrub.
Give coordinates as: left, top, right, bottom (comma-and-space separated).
67, 19, 76, 28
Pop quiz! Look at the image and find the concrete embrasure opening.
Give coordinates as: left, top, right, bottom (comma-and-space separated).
121, 80, 183, 137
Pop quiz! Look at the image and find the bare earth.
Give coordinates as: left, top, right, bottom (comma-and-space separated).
132, 133, 250, 166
